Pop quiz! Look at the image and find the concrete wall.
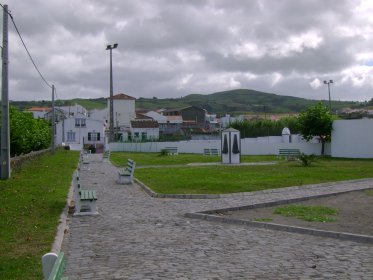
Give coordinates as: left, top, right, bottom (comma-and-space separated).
331, 119, 373, 158
109, 138, 328, 155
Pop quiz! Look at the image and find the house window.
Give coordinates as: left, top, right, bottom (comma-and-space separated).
75, 118, 86, 127
88, 132, 100, 141
67, 131, 75, 142
141, 132, 147, 139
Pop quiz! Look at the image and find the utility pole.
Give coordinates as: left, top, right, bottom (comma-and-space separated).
323, 80, 333, 112
51, 84, 55, 153
106, 43, 118, 143
1, 5, 10, 179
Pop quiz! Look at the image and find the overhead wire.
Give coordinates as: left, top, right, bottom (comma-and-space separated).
1, 4, 53, 89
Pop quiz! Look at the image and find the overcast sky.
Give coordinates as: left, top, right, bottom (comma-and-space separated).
5, 0, 373, 102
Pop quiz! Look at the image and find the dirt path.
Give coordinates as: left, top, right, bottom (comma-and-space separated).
224, 190, 373, 236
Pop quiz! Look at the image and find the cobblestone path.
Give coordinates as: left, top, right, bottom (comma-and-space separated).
62, 154, 373, 279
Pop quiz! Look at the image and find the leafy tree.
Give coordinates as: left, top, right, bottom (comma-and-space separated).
4, 107, 51, 156
297, 102, 333, 155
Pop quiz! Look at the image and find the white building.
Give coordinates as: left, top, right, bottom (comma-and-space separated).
106, 93, 136, 128
55, 117, 105, 151
89, 108, 108, 122
130, 120, 159, 141
27, 107, 50, 119
57, 104, 88, 118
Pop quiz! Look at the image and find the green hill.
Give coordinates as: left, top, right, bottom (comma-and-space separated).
11, 89, 359, 116
136, 89, 358, 115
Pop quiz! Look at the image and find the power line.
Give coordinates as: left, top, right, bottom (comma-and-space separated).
3, 6, 53, 89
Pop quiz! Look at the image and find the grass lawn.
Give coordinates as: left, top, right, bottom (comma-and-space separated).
274, 205, 338, 222
0, 150, 79, 280
110, 152, 373, 194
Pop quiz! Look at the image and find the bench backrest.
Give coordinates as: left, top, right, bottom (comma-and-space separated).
42, 252, 66, 280
127, 159, 136, 174
279, 149, 300, 154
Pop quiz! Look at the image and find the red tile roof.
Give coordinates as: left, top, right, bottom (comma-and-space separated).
108, 93, 136, 100
131, 120, 159, 128
27, 107, 50, 112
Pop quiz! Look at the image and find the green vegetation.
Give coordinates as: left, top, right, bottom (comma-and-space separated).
298, 153, 317, 167
11, 97, 107, 111
298, 102, 334, 155
0, 150, 79, 280
273, 205, 338, 222
231, 116, 299, 137
111, 153, 373, 194
8, 107, 51, 156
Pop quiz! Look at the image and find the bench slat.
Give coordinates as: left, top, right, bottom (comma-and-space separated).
47, 252, 66, 280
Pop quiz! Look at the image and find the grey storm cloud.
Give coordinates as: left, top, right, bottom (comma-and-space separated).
6, 0, 373, 102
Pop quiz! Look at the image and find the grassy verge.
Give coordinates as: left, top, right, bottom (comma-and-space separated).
0, 150, 79, 280
133, 157, 373, 194
110, 151, 277, 166
274, 205, 338, 222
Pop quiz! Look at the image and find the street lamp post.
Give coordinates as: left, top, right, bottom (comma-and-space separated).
106, 43, 118, 143
323, 79, 333, 112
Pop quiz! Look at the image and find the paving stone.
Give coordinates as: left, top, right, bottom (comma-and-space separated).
62, 154, 373, 279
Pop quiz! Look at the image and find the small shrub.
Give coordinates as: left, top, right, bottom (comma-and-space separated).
159, 149, 168, 156
88, 145, 96, 154
298, 153, 316, 166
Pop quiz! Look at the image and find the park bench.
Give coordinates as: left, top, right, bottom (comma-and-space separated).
80, 151, 90, 170
42, 252, 69, 280
117, 159, 136, 184
278, 148, 301, 160
73, 170, 98, 215
102, 150, 110, 162
164, 147, 178, 155
203, 148, 220, 156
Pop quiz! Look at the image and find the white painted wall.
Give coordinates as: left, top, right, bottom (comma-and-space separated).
331, 119, 373, 158
131, 127, 160, 140
109, 138, 328, 155
107, 99, 136, 128
56, 117, 105, 146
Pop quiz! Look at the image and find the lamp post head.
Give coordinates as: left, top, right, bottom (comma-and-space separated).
106, 43, 118, 50
324, 80, 333, 85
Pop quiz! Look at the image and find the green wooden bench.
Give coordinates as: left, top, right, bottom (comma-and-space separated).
278, 148, 300, 160
164, 147, 178, 155
203, 148, 220, 156
80, 151, 90, 170
102, 150, 110, 162
211, 148, 220, 156
73, 170, 98, 215
42, 252, 69, 280
118, 159, 136, 184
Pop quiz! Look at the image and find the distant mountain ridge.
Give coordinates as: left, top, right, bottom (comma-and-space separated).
11, 89, 358, 116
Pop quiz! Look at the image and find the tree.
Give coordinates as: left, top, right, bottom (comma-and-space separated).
297, 102, 333, 155
5, 107, 51, 156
